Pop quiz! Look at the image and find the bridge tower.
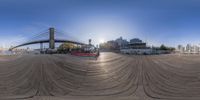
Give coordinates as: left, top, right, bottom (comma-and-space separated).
40, 42, 43, 52
49, 28, 55, 49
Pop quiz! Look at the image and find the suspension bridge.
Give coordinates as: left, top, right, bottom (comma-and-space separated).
9, 27, 86, 51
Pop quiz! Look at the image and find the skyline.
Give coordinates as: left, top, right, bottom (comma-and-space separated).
0, 0, 200, 48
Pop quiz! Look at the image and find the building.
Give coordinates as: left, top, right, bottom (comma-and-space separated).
107, 40, 119, 49
100, 37, 153, 54
120, 38, 152, 54
186, 44, 192, 53
176, 45, 185, 53
99, 40, 119, 50
177, 45, 185, 53
127, 43, 147, 49
115, 37, 128, 48
193, 45, 199, 53
177, 45, 182, 51
130, 38, 142, 44
127, 38, 146, 49
176, 44, 200, 54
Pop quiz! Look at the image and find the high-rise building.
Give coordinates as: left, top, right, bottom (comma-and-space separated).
177, 45, 185, 53
177, 44, 200, 54
186, 44, 192, 53
177, 45, 182, 51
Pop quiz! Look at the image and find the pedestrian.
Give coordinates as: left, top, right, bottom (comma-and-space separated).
95, 50, 100, 60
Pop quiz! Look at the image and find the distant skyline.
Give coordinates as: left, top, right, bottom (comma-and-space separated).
0, 0, 200, 48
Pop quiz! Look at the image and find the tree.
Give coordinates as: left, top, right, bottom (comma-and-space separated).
159, 44, 175, 51
160, 44, 168, 50
58, 43, 76, 53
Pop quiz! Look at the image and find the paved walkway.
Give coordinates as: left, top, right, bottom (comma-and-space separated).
0, 53, 200, 100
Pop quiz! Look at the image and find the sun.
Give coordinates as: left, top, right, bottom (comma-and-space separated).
99, 38, 105, 44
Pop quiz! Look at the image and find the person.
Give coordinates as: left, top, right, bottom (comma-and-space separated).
96, 49, 100, 59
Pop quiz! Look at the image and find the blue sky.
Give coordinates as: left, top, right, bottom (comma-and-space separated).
0, 0, 200, 48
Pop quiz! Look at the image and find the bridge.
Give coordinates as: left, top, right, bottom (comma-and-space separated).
9, 28, 86, 50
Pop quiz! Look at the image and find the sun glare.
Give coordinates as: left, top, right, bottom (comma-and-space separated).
99, 38, 105, 44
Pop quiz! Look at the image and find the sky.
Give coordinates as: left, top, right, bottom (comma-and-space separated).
0, 0, 200, 49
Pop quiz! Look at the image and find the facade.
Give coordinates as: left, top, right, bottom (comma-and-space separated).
177, 45, 185, 53
193, 45, 199, 53
115, 37, 128, 48
186, 44, 192, 53
99, 40, 119, 50
127, 43, 147, 49
130, 38, 142, 44
120, 48, 152, 54
120, 38, 152, 54
177, 45, 182, 51
107, 40, 119, 49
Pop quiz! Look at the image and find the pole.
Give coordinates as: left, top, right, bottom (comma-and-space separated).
40, 42, 43, 53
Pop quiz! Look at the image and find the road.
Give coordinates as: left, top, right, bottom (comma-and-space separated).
0, 52, 200, 100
